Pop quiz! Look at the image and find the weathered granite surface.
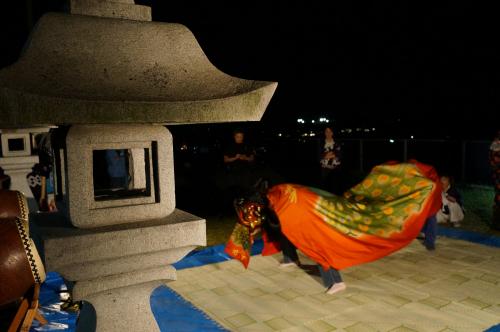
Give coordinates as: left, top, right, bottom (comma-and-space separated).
65, 124, 174, 228
35, 208, 205, 296
85, 281, 163, 332
68, 0, 152, 21
0, 13, 277, 127
72, 266, 176, 300
39, 209, 205, 272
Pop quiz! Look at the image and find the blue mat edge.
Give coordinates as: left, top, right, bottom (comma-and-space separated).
437, 226, 500, 248
150, 285, 229, 332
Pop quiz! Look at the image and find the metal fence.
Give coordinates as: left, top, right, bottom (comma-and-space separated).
264, 138, 493, 184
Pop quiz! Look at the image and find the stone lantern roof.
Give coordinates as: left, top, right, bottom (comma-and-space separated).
0, 3, 277, 127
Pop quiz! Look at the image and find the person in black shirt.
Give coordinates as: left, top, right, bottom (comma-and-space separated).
223, 129, 255, 169
221, 129, 256, 211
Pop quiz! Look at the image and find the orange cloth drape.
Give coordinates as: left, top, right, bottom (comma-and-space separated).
266, 161, 441, 270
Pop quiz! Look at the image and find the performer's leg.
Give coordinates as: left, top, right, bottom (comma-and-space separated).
322, 266, 346, 295
318, 265, 334, 288
318, 265, 343, 288
332, 268, 343, 283
279, 233, 299, 266
423, 214, 437, 250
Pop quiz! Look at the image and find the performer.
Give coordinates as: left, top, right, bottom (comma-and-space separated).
225, 160, 441, 295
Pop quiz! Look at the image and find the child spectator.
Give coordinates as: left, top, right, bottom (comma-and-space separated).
436, 175, 464, 227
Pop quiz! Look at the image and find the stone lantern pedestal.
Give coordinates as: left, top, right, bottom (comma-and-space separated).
35, 209, 205, 332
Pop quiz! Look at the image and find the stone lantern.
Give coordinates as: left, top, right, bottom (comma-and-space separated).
0, 1, 277, 331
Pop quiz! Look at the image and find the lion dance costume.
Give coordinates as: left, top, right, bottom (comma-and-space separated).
225, 161, 441, 270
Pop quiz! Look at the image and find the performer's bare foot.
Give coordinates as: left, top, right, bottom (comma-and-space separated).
326, 282, 346, 295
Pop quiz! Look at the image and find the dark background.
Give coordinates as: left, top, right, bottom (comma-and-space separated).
1, 0, 498, 139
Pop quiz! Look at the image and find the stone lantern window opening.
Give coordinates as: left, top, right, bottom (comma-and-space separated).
92, 145, 157, 203
1, 133, 31, 157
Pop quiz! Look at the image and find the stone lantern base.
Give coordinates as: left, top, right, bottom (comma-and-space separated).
34, 209, 205, 332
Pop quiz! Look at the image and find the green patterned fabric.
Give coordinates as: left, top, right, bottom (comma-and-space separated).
313, 163, 434, 238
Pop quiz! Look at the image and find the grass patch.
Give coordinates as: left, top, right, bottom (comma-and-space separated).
205, 214, 237, 247
456, 184, 498, 235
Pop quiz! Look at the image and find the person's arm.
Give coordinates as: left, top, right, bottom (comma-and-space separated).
240, 154, 254, 162
224, 154, 240, 163
324, 151, 335, 159
240, 150, 255, 162
239, 146, 255, 162
335, 143, 342, 160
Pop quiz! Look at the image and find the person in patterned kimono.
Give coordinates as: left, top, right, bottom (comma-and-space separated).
225, 160, 442, 295
318, 126, 343, 195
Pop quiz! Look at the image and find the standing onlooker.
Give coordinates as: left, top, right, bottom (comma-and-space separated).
222, 129, 256, 208
436, 175, 464, 227
318, 126, 343, 194
490, 130, 500, 230
223, 129, 255, 168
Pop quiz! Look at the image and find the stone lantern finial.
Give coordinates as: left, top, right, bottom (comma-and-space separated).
68, 0, 152, 21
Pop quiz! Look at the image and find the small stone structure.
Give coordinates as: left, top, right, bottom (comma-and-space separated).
0, 1, 276, 331
0, 127, 52, 210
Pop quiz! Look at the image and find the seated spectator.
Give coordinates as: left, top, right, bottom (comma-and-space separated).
436, 175, 464, 227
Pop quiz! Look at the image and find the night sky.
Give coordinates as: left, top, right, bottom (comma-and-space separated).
1, 1, 498, 139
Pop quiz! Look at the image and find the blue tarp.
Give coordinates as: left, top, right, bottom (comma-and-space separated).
150, 286, 228, 332
173, 239, 264, 270
30, 272, 78, 332
437, 226, 500, 248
